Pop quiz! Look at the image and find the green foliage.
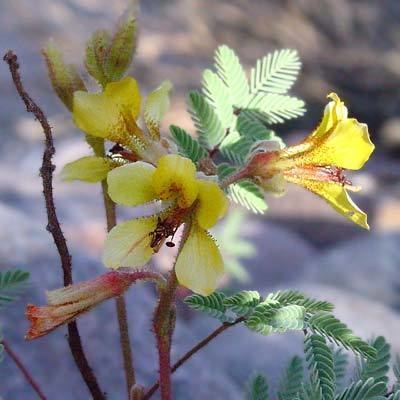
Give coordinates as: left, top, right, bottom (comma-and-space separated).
236, 113, 277, 141
278, 356, 304, 400
180, 45, 305, 214
266, 290, 334, 313
184, 292, 233, 323
389, 391, 400, 400
228, 179, 268, 214
246, 374, 269, 400
223, 291, 261, 317
335, 378, 386, 400
202, 69, 234, 128
307, 313, 376, 359
213, 210, 257, 282
305, 334, 335, 400
356, 336, 390, 391
215, 45, 250, 106
245, 94, 305, 124
169, 125, 207, 163
188, 91, 225, 148
0, 269, 30, 308
393, 355, 400, 392
333, 348, 349, 390
249, 49, 301, 95
246, 301, 305, 335
221, 136, 254, 165
217, 163, 268, 214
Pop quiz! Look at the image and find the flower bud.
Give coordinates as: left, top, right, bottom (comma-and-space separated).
26, 271, 143, 340
42, 42, 86, 111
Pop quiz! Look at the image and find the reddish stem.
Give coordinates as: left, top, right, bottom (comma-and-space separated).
152, 271, 178, 400
3, 340, 47, 400
143, 317, 244, 399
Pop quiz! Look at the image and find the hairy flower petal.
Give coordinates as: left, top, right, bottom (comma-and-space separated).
282, 119, 374, 171
73, 76, 141, 141
60, 156, 113, 183
175, 224, 224, 295
195, 180, 229, 229
144, 80, 172, 139
285, 174, 369, 229
152, 154, 199, 208
311, 92, 348, 137
103, 217, 157, 269
108, 162, 156, 206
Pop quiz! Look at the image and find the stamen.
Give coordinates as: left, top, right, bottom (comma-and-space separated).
287, 165, 352, 187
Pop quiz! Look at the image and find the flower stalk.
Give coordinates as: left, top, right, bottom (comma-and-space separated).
151, 222, 192, 400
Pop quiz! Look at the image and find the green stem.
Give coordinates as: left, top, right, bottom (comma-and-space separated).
96, 139, 136, 395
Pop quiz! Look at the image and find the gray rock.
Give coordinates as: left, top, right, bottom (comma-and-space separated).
230, 217, 317, 291
300, 232, 400, 308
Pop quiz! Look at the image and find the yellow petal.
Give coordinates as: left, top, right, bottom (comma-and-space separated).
152, 154, 199, 208
107, 162, 156, 206
73, 76, 141, 141
105, 77, 141, 119
281, 119, 374, 171
195, 180, 229, 229
175, 224, 224, 295
144, 80, 172, 139
60, 156, 113, 183
102, 217, 157, 269
285, 175, 369, 229
312, 92, 348, 137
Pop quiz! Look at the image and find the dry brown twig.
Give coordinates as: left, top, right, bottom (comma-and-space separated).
3, 50, 106, 400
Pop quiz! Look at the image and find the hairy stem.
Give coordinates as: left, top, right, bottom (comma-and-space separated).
220, 167, 251, 189
143, 317, 245, 399
3, 50, 105, 400
150, 222, 194, 400
153, 270, 178, 400
99, 153, 136, 395
2, 340, 47, 400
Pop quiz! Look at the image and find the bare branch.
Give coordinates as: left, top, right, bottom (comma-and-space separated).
3, 50, 105, 400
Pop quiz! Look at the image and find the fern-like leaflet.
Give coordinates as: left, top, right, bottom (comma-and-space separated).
0, 269, 30, 308
246, 374, 269, 400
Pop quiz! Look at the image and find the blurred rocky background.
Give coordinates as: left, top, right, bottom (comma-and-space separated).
0, 0, 400, 399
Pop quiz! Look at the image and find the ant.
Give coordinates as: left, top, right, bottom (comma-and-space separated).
149, 217, 178, 250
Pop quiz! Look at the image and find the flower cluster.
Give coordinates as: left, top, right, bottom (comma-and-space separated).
27, 65, 374, 340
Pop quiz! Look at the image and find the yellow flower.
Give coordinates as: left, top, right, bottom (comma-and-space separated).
103, 154, 228, 295
248, 93, 375, 229
72, 77, 173, 163
73, 77, 142, 145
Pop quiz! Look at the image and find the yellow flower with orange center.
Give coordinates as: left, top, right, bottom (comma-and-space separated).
103, 154, 229, 295
248, 93, 375, 229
